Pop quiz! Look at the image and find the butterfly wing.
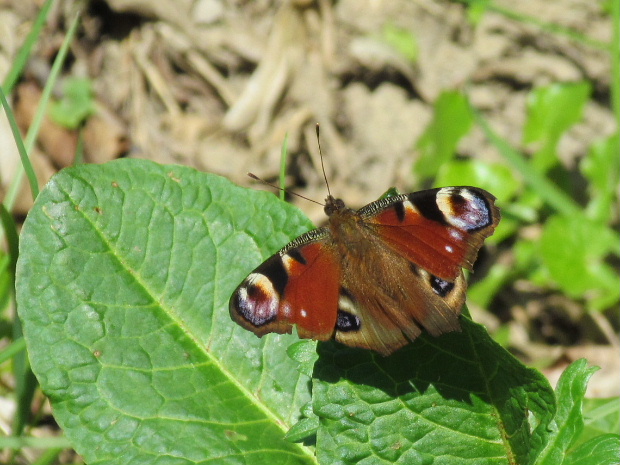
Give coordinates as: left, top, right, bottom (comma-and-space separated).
230, 228, 341, 341
331, 187, 499, 355
335, 269, 468, 356
230, 186, 500, 356
359, 187, 500, 281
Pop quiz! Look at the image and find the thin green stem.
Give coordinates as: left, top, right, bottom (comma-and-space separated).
1, 0, 55, 94
0, 337, 27, 365
2, 13, 81, 214
474, 110, 581, 216
31, 448, 66, 465
457, 0, 611, 51
488, 3, 610, 51
0, 87, 39, 200
0, 436, 73, 450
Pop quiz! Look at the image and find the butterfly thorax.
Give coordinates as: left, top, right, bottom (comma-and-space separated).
324, 197, 374, 257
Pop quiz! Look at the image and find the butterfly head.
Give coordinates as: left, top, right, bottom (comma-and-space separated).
324, 196, 346, 216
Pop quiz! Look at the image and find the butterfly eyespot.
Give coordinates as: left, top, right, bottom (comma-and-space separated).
437, 187, 494, 231
233, 273, 280, 326
336, 310, 361, 332
429, 275, 455, 297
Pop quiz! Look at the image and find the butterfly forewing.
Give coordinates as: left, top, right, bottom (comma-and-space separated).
360, 187, 500, 281
230, 228, 341, 340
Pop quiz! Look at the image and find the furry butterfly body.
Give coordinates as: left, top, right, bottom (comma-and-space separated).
230, 187, 500, 356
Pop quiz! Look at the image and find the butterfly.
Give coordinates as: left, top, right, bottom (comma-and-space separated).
229, 186, 500, 356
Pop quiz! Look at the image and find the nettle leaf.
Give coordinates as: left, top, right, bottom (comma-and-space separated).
16, 159, 317, 465
536, 360, 619, 465
312, 318, 556, 465
579, 397, 620, 446
563, 434, 620, 465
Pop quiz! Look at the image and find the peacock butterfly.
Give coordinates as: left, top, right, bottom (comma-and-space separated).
229, 184, 500, 356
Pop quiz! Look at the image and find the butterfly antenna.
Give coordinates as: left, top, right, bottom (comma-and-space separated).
315, 123, 332, 198
247, 173, 324, 206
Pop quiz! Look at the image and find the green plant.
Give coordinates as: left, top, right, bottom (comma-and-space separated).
48, 77, 95, 129
13, 159, 619, 464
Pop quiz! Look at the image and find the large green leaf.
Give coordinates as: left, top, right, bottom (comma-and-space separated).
312, 319, 556, 465
17, 159, 615, 464
16, 159, 317, 464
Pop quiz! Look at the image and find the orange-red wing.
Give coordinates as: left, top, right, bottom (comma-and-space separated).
230, 238, 341, 341
361, 188, 500, 281
277, 242, 341, 339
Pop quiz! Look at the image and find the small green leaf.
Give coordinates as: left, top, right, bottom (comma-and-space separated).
415, 91, 474, 179
378, 187, 401, 200
48, 77, 95, 129
286, 415, 319, 443
581, 133, 620, 222
540, 215, 620, 308
381, 24, 418, 63
523, 82, 591, 144
16, 159, 317, 464
523, 82, 591, 171
535, 360, 602, 464
288, 340, 320, 378
564, 434, 620, 465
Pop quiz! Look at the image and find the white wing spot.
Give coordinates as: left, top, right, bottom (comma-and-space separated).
450, 229, 463, 240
